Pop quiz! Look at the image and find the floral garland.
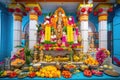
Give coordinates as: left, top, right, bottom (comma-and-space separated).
34, 43, 82, 51
67, 25, 73, 43
45, 24, 51, 42
96, 48, 110, 65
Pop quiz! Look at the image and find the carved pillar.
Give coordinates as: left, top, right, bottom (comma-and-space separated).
29, 11, 38, 49
78, 4, 93, 53
25, 3, 42, 49
13, 13, 22, 49
95, 4, 113, 49
8, 3, 25, 54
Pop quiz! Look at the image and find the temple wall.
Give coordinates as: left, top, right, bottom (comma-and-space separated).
113, 4, 120, 59
0, 2, 13, 61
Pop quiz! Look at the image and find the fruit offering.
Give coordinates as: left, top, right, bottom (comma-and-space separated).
101, 65, 113, 70
91, 70, 103, 76
54, 57, 69, 62
29, 66, 35, 72
8, 71, 17, 78
104, 70, 120, 77
80, 65, 88, 71
84, 57, 99, 66
14, 69, 22, 74
73, 69, 80, 74
18, 72, 28, 79
64, 63, 76, 69
73, 55, 80, 62
44, 55, 53, 62
62, 70, 72, 78
36, 65, 61, 78
84, 69, 92, 77
11, 58, 25, 68
0, 71, 7, 77
0, 71, 4, 77
28, 72, 36, 78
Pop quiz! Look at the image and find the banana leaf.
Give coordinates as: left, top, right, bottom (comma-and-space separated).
36, 24, 42, 32
25, 56, 30, 66
24, 46, 33, 65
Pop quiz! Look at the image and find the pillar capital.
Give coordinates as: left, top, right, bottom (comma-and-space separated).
98, 14, 108, 22
29, 12, 38, 20
77, 3, 93, 21
14, 13, 22, 21
94, 3, 113, 11
25, 3, 42, 16
79, 14, 88, 21
8, 3, 26, 16
94, 3, 113, 22
77, 3, 93, 14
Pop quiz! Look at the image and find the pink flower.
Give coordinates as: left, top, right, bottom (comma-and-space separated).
65, 43, 69, 47
96, 49, 107, 65
68, 16, 75, 25
45, 47, 49, 51
11, 55, 17, 61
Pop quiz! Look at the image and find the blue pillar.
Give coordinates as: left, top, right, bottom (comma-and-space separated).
113, 4, 120, 60
0, 2, 13, 61
0, 10, 1, 61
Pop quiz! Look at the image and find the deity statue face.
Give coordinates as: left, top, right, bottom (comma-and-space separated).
58, 11, 62, 17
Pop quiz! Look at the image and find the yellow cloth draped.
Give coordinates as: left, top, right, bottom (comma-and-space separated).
67, 25, 73, 42
45, 25, 51, 41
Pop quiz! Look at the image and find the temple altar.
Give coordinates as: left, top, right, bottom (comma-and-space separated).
0, 0, 120, 80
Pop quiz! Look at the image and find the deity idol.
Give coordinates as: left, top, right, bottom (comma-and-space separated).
56, 11, 63, 44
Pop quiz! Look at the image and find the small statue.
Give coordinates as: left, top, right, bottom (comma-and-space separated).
51, 31, 57, 42
56, 11, 63, 43
89, 33, 95, 48
78, 32, 82, 43
62, 32, 67, 46
39, 50, 44, 62
88, 48, 97, 59
33, 51, 38, 63
74, 30, 78, 44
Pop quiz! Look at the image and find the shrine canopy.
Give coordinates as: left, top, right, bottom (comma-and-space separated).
34, 7, 83, 51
